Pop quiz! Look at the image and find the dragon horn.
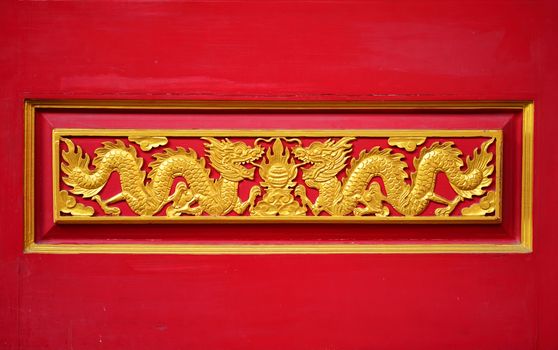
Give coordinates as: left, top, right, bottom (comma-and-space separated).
200, 137, 220, 147
336, 137, 356, 147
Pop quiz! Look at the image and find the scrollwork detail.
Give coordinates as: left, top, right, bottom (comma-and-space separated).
388, 136, 426, 151
57, 190, 94, 216
128, 136, 168, 151
461, 191, 496, 216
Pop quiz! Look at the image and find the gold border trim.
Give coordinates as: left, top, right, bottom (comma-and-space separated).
24, 100, 534, 254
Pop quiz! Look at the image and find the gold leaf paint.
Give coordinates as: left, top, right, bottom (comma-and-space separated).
58, 190, 94, 216
128, 136, 168, 151
58, 136, 495, 219
388, 136, 427, 151
461, 191, 496, 216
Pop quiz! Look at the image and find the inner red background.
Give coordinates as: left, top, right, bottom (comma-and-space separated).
2, 1, 556, 349
57, 135, 496, 217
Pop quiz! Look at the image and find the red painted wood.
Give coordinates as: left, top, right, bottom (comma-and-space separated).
1, 1, 556, 349
34, 110, 518, 245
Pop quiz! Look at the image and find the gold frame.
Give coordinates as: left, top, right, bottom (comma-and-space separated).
52, 128, 502, 224
24, 100, 534, 254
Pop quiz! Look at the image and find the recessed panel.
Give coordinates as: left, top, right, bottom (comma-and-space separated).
23, 100, 533, 253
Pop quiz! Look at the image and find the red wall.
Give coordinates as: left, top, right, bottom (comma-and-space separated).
1, 1, 557, 349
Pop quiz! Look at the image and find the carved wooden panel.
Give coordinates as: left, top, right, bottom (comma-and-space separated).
53, 130, 502, 223
24, 100, 533, 254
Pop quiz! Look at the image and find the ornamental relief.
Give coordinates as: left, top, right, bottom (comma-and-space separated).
55, 132, 499, 222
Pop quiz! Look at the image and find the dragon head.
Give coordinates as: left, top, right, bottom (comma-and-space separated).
202, 137, 264, 181
293, 137, 355, 183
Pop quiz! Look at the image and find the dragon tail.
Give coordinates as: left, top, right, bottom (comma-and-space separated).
61, 138, 144, 198
451, 138, 495, 199
60, 137, 105, 197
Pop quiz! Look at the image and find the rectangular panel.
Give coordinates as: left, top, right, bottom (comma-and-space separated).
24, 100, 533, 254
52, 129, 502, 224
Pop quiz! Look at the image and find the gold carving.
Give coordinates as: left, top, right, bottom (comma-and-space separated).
57, 133, 498, 221
293, 138, 494, 217
251, 138, 306, 216
461, 191, 496, 216
60, 137, 263, 217
22, 100, 532, 255
57, 190, 94, 216
388, 136, 426, 151
128, 136, 168, 151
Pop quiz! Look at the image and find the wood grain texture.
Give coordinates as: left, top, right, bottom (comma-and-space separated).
1, 1, 557, 349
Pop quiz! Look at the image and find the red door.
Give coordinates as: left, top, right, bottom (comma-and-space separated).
1, 1, 557, 349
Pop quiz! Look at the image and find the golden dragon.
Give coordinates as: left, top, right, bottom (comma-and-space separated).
60, 137, 263, 217
293, 137, 495, 217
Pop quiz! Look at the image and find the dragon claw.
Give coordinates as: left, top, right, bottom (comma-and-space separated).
435, 207, 452, 216
353, 207, 365, 216
375, 206, 390, 217
92, 195, 121, 216
166, 206, 180, 217
105, 207, 121, 216
434, 196, 462, 217
250, 186, 262, 197
294, 185, 306, 197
